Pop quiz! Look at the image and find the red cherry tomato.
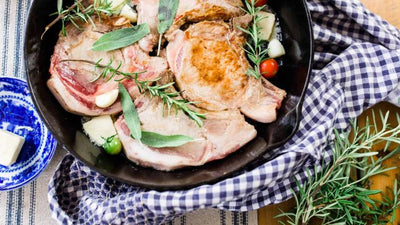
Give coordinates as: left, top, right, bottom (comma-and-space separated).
259, 58, 279, 79
248, 0, 267, 7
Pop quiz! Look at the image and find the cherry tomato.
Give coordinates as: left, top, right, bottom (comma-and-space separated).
259, 58, 279, 79
248, 0, 267, 7
102, 136, 122, 155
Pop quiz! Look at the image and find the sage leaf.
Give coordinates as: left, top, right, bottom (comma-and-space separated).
118, 83, 142, 141
141, 131, 193, 148
157, 0, 179, 34
57, 0, 63, 13
92, 23, 150, 51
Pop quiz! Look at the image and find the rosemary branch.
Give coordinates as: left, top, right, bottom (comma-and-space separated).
42, 0, 114, 39
238, 0, 269, 80
276, 111, 400, 225
134, 79, 206, 127
61, 59, 206, 126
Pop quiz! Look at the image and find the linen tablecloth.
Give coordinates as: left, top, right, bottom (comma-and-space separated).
0, 0, 257, 224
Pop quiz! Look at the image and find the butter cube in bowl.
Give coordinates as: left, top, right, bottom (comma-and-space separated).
0, 77, 57, 191
0, 130, 25, 166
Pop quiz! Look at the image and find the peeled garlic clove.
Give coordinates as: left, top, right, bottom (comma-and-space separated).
95, 89, 119, 108
267, 39, 286, 58
119, 4, 138, 23
110, 0, 128, 12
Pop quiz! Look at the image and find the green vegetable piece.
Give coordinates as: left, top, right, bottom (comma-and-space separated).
157, 0, 179, 35
102, 135, 122, 155
141, 131, 193, 148
118, 83, 142, 141
57, 0, 63, 13
156, 0, 179, 55
92, 23, 150, 51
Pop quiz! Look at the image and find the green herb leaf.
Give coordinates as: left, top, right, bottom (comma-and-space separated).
92, 24, 150, 51
118, 83, 142, 141
141, 131, 193, 148
57, 0, 63, 13
157, 0, 179, 34
156, 0, 179, 55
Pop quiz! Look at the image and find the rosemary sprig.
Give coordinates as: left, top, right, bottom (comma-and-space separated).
42, 0, 114, 39
134, 78, 206, 127
61, 59, 206, 126
277, 111, 400, 225
238, 0, 269, 80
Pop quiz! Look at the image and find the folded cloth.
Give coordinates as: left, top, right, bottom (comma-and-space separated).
48, 0, 400, 224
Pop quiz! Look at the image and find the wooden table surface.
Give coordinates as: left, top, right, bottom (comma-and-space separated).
257, 0, 400, 224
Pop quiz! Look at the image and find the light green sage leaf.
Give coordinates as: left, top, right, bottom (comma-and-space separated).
118, 83, 142, 141
57, 0, 63, 13
141, 131, 193, 148
157, 0, 179, 34
92, 23, 150, 51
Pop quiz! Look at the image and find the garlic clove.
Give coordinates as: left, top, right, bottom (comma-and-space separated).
119, 4, 138, 23
95, 89, 119, 108
267, 39, 286, 58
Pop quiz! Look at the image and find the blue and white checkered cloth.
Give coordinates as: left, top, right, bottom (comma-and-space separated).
48, 0, 400, 224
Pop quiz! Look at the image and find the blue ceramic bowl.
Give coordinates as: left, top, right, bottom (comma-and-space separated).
0, 77, 57, 191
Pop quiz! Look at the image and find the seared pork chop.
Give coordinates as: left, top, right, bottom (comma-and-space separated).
48, 17, 167, 116
134, 0, 244, 52
171, 0, 244, 31
114, 94, 257, 171
166, 21, 286, 123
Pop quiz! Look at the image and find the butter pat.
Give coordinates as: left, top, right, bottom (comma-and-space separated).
0, 130, 25, 166
83, 115, 117, 146
256, 11, 276, 41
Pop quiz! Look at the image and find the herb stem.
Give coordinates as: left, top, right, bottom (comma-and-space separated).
42, 0, 114, 39
157, 35, 162, 56
41, 0, 83, 39
238, 0, 268, 80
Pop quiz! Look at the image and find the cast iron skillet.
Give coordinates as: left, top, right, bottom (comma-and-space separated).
24, 0, 313, 190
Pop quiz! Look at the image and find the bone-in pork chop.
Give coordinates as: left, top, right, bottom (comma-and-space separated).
114, 93, 257, 171
48, 17, 167, 116
134, 0, 244, 52
171, 0, 244, 31
166, 21, 286, 123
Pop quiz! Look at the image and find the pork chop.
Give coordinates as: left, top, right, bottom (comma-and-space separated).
134, 0, 244, 52
171, 0, 244, 33
166, 21, 286, 123
48, 17, 168, 116
114, 94, 257, 171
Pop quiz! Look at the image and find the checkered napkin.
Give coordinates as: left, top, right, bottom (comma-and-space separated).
48, 0, 400, 224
